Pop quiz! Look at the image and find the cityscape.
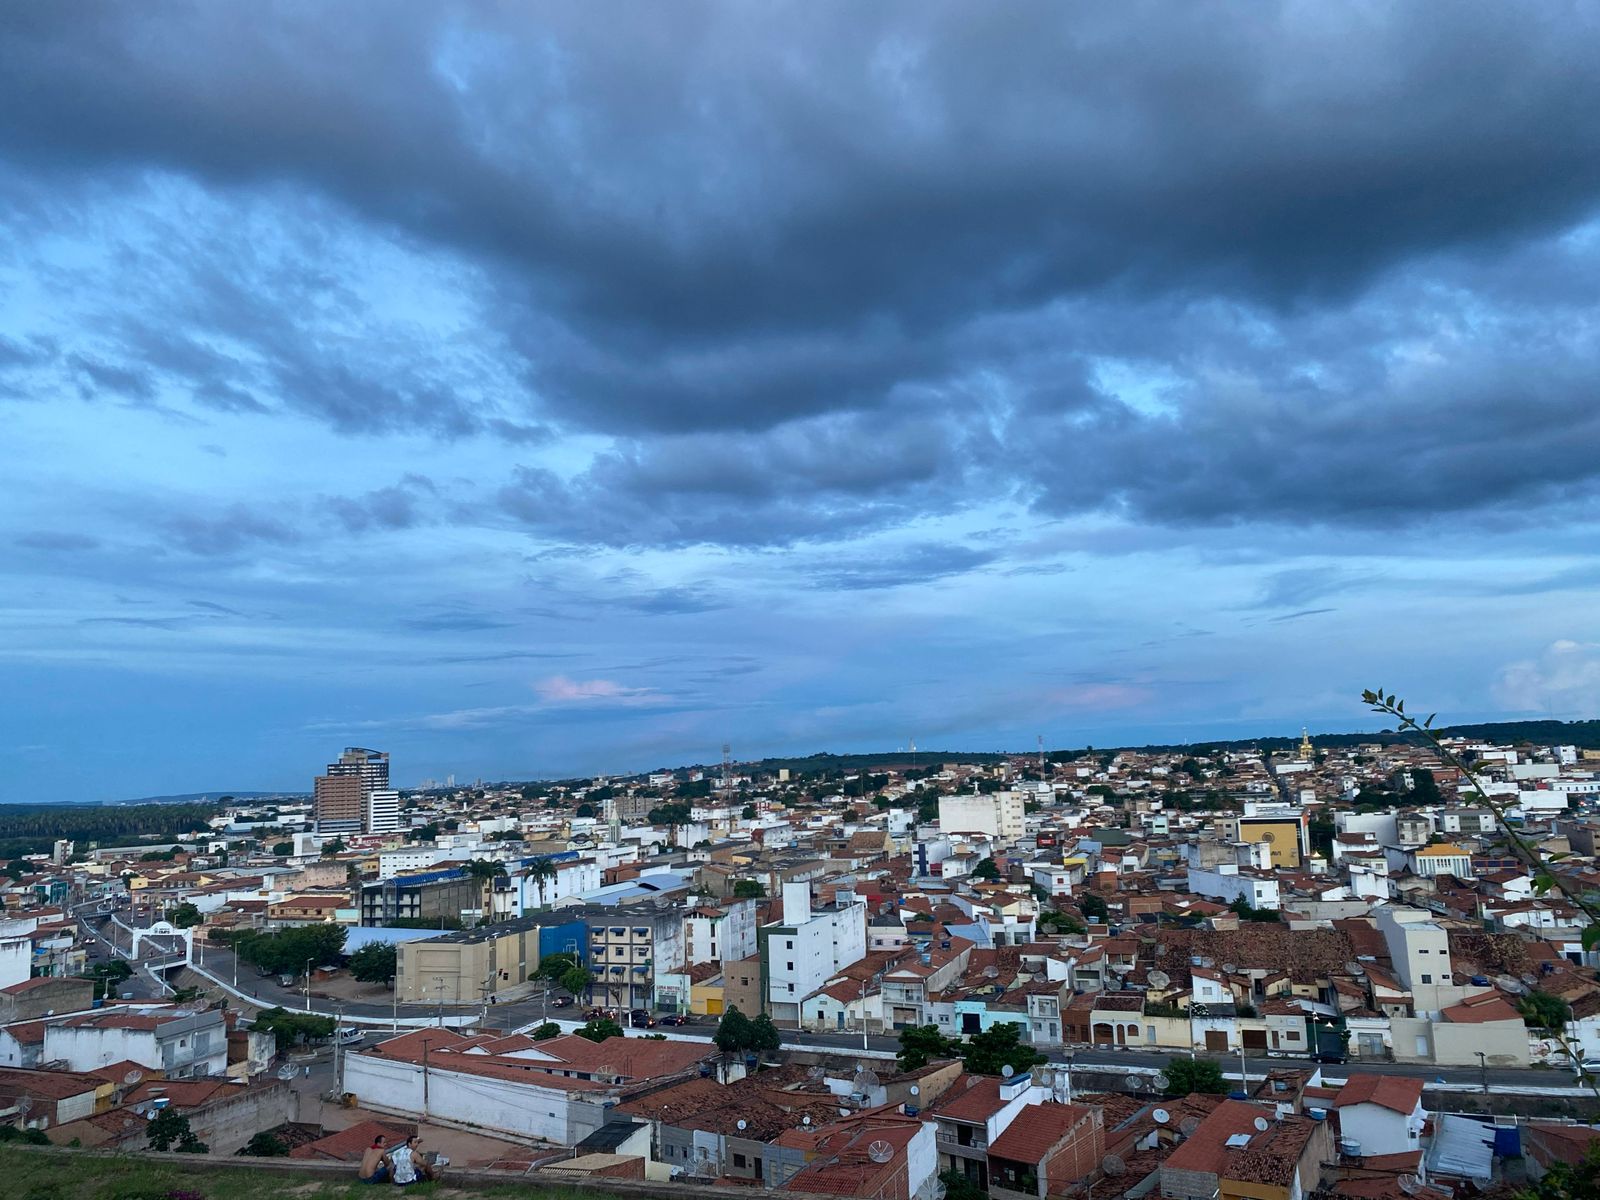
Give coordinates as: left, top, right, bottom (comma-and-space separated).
3, 4, 1600, 1200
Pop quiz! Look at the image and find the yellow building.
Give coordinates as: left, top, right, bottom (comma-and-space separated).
1236, 816, 1305, 869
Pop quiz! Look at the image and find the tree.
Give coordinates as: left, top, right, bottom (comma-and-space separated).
242, 1131, 287, 1156
749, 1013, 782, 1054
1520, 990, 1572, 1033
1079, 894, 1108, 921
349, 942, 398, 984
733, 878, 766, 899
972, 857, 1001, 882
1037, 910, 1085, 936
526, 857, 557, 910
1522, 1141, 1600, 1200
1164, 1058, 1226, 1096
167, 902, 202, 928
81, 958, 132, 1000
559, 966, 590, 999
464, 859, 507, 881
531, 1022, 561, 1041
252, 1007, 336, 1051
897, 1024, 960, 1072
648, 801, 693, 826
146, 1107, 208, 1153
714, 1005, 755, 1053
534, 952, 577, 982
939, 1168, 988, 1200
575, 803, 596, 819
963, 1022, 1046, 1077
1409, 766, 1443, 804
272, 842, 294, 856
4, 861, 28, 881
321, 838, 346, 856
234, 924, 346, 976
577, 1017, 624, 1043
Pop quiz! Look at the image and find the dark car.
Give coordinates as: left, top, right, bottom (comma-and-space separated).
550, 995, 574, 1008
629, 1009, 657, 1027
1309, 1051, 1347, 1065
657, 1014, 689, 1026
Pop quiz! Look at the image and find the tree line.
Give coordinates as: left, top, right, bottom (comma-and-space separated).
0, 802, 217, 857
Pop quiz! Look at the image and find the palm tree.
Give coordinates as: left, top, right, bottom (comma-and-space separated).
464, 859, 507, 923
526, 857, 556, 912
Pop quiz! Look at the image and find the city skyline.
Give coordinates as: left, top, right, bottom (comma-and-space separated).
5, 5, 1600, 800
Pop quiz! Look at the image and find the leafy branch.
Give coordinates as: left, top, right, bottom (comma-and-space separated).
1361, 689, 1600, 1094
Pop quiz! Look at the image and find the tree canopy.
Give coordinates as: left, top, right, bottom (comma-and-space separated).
733, 878, 766, 899
232, 924, 346, 975
897, 1024, 959, 1072
962, 1022, 1045, 1076
348, 942, 398, 984
1164, 1058, 1226, 1096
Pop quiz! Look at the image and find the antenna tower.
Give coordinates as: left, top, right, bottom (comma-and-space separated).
722, 743, 732, 791
1038, 734, 1045, 770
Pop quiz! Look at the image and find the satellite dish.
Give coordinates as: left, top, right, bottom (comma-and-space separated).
1125, 1074, 1141, 1091
1199, 957, 1214, 969
839, 1107, 852, 1118
1001, 1064, 1015, 1079
1155, 943, 1167, 957
1148, 970, 1171, 989
1254, 1117, 1271, 1132
1180, 1116, 1202, 1135
1153, 1108, 1171, 1125
984, 966, 1001, 979
1221, 964, 1237, 976
932, 1180, 947, 1200
854, 1068, 880, 1091
277, 1065, 298, 1081
123, 1069, 143, 1086
1102, 1154, 1127, 1177
1500, 977, 1526, 995
1343, 962, 1364, 976
737, 1119, 747, 1131
1520, 974, 1540, 988
808, 1065, 826, 1080
802, 1115, 812, 1127
1398, 1175, 1422, 1196
1153, 1072, 1170, 1092
15, 1097, 32, 1114
909, 1085, 920, 1097
867, 1140, 895, 1164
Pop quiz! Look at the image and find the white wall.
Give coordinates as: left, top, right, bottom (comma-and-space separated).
1338, 1101, 1422, 1158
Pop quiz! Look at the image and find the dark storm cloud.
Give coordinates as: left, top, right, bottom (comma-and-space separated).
3, 3, 1600, 553
812, 542, 999, 591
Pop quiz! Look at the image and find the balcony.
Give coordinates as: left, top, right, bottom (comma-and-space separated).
935, 1129, 987, 1157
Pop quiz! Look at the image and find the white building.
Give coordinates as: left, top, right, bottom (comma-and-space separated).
365, 789, 402, 834
0, 919, 37, 990
684, 898, 757, 965
1184, 865, 1280, 910
516, 858, 602, 912
938, 792, 1026, 846
1334, 1074, 1426, 1159
44, 1008, 228, 1078
1376, 907, 1458, 1014
764, 882, 866, 1025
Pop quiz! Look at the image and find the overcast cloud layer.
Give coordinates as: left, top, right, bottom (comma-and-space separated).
3, 2, 1600, 799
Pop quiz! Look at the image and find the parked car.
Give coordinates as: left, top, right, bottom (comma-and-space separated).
657, 1014, 689, 1026
336, 1027, 365, 1044
1309, 1051, 1347, 1065
550, 995, 574, 1008
629, 1009, 657, 1028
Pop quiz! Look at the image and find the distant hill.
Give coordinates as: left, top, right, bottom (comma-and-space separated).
107, 790, 305, 806
1125, 719, 1600, 756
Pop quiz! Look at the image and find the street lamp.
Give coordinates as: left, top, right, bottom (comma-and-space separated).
1475, 1050, 1488, 1095
1062, 1051, 1075, 1104
304, 958, 314, 1012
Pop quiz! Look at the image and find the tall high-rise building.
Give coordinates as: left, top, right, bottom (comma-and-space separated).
314, 747, 390, 834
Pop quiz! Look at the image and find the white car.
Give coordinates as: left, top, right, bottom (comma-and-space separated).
336, 1027, 365, 1044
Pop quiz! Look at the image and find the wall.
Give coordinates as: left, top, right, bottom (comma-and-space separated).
342, 1049, 609, 1145
187, 1081, 295, 1155
1336, 1102, 1419, 1159
1431, 1018, 1529, 1067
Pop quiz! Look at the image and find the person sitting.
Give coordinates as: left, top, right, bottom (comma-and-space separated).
358, 1136, 390, 1184
386, 1134, 435, 1186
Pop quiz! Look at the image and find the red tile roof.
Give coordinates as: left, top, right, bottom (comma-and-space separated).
929, 1074, 1005, 1124
988, 1102, 1096, 1164
1335, 1074, 1423, 1115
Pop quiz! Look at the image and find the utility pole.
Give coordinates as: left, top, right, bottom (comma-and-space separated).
421, 1042, 430, 1121
1476, 1050, 1489, 1094
304, 958, 313, 1012
333, 1002, 344, 1094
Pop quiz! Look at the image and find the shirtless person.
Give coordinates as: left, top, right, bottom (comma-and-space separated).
358, 1136, 390, 1184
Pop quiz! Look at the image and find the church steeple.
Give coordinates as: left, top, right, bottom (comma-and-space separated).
1298, 727, 1315, 760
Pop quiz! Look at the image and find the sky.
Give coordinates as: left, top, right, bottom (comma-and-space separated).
3, 4, 1600, 801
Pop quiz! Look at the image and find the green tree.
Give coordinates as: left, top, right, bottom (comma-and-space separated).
525, 857, 557, 909
741, 804, 757, 819
81, 959, 132, 1000
648, 801, 694, 826
972, 857, 1001, 882
896, 1024, 960, 1072
962, 1022, 1045, 1076
348, 942, 398, 984
750, 1012, 782, 1053
733, 878, 766, 899
146, 1107, 208, 1153
271, 842, 294, 856
577, 1017, 624, 1043
534, 952, 577, 982
575, 802, 597, 819
1409, 766, 1443, 804
714, 1005, 755, 1053
242, 1131, 287, 1156
251, 1007, 336, 1051
1519, 990, 1572, 1033
1079, 894, 1108, 921
1164, 1058, 1227, 1096
1521, 1141, 1600, 1200
939, 1168, 989, 1200
531, 1022, 561, 1041
321, 838, 346, 856
4, 861, 29, 882
166, 902, 203, 928
559, 966, 590, 998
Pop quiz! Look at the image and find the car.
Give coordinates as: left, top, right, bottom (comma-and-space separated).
1574, 1059, 1600, 1075
657, 1014, 689, 1026
629, 1009, 657, 1028
336, 1027, 365, 1044
550, 996, 574, 1008
1309, 1051, 1347, 1065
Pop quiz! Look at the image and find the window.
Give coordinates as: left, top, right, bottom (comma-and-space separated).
1420, 974, 1432, 984
786, 961, 794, 971
788, 984, 794, 993
733, 1154, 747, 1169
